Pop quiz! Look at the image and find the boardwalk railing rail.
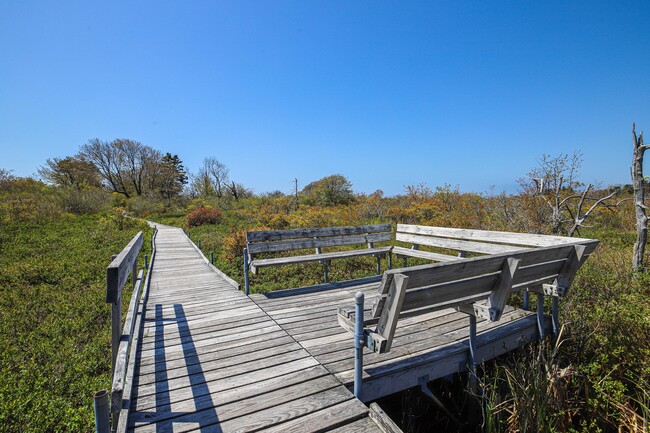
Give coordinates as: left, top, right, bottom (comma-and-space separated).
94, 226, 157, 433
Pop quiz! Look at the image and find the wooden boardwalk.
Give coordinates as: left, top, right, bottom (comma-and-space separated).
251, 281, 539, 402
127, 224, 548, 432
127, 225, 381, 432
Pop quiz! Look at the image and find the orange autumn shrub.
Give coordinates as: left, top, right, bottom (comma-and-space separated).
186, 207, 222, 227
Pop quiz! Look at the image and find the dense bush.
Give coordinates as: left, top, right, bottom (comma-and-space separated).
186, 206, 222, 227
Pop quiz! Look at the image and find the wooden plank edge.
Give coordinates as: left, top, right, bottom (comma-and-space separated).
185, 229, 241, 290
369, 402, 403, 433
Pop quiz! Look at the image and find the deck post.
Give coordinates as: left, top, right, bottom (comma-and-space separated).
403, 257, 407, 268
523, 289, 530, 310
387, 252, 392, 269
93, 390, 110, 433
323, 262, 329, 283
551, 296, 559, 340
144, 255, 148, 270
376, 255, 381, 275
243, 248, 250, 295
210, 251, 214, 265
197, 239, 201, 249
536, 293, 545, 340
468, 314, 477, 393
354, 291, 364, 400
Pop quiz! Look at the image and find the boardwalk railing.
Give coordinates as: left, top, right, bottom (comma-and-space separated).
94, 227, 157, 433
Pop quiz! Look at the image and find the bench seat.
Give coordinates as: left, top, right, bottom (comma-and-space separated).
391, 246, 461, 262
250, 246, 392, 273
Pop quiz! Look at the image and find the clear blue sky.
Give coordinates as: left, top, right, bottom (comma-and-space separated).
1, 1, 648, 195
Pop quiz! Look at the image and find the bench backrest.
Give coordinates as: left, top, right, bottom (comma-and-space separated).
246, 224, 392, 256
396, 224, 589, 255
370, 237, 599, 352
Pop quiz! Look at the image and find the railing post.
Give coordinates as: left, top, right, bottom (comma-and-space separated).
537, 293, 545, 340
376, 256, 381, 275
144, 255, 148, 270
243, 247, 250, 296
93, 390, 110, 433
468, 315, 477, 393
197, 239, 201, 249
387, 252, 392, 270
551, 296, 559, 340
354, 291, 364, 400
523, 289, 530, 310
210, 251, 214, 265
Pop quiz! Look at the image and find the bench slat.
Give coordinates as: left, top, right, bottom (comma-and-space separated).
372, 241, 598, 318
248, 232, 392, 255
251, 246, 392, 270
392, 246, 461, 262
396, 232, 522, 255
397, 224, 589, 247
247, 224, 392, 242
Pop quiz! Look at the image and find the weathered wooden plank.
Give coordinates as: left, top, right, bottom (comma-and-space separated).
376, 241, 597, 298
327, 417, 385, 433
111, 269, 145, 414
248, 234, 392, 255
107, 231, 143, 303
247, 224, 392, 242
397, 224, 589, 247
251, 246, 391, 269
369, 402, 403, 433
258, 398, 370, 433
131, 374, 344, 431
132, 358, 323, 412
396, 232, 522, 255
391, 246, 462, 262
134, 347, 313, 399
376, 274, 409, 353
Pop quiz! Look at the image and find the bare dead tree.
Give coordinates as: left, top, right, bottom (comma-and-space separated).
520, 152, 617, 236
566, 185, 617, 237
632, 123, 648, 272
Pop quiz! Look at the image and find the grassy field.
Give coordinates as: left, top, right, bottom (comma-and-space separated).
0, 214, 151, 432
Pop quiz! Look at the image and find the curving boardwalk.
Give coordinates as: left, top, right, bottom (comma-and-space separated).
127, 225, 381, 433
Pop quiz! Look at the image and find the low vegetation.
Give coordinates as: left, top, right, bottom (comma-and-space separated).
1, 140, 648, 431
0, 180, 151, 432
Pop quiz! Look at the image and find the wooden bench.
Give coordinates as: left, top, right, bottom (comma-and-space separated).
243, 224, 393, 295
392, 223, 584, 264
338, 228, 599, 400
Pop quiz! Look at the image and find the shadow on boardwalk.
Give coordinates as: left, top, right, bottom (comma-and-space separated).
132, 304, 222, 433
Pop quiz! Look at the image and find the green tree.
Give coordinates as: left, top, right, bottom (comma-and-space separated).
302, 174, 354, 206
38, 156, 102, 189
158, 153, 188, 199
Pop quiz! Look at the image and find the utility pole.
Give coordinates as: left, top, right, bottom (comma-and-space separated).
294, 178, 299, 210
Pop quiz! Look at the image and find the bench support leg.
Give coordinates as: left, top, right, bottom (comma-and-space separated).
536, 293, 545, 340
387, 252, 392, 269
551, 296, 559, 341
323, 262, 329, 283
376, 256, 381, 275
354, 291, 364, 400
468, 314, 477, 393
243, 248, 250, 296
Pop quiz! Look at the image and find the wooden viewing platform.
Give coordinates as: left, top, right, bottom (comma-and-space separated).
114, 223, 597, 432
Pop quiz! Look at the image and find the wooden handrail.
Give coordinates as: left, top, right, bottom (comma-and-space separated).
95, 227, 157, 433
